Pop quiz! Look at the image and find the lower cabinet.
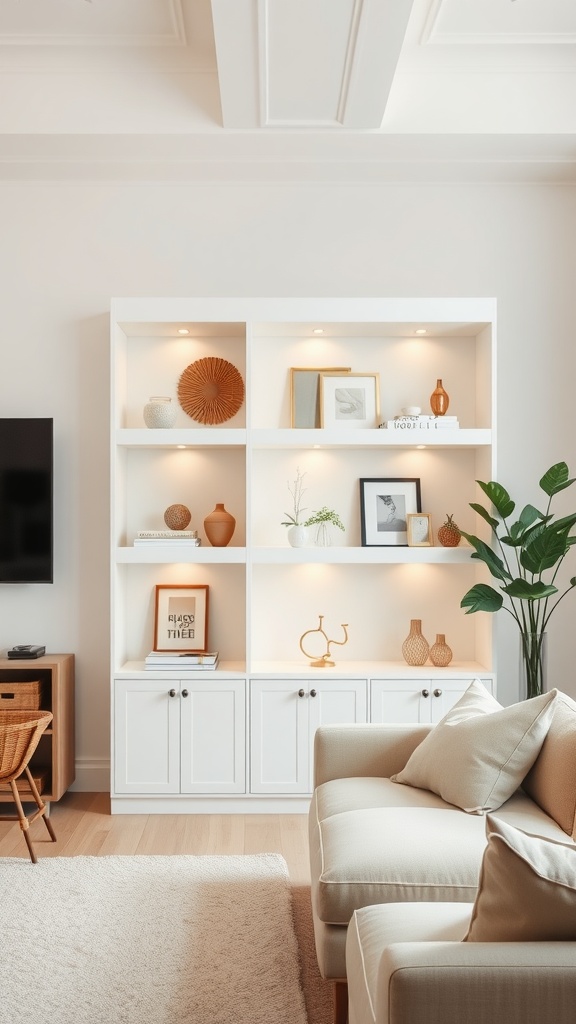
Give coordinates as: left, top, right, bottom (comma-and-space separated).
113, 678, 246, 795
249, 678, 368, 794
370, 678, 495, 725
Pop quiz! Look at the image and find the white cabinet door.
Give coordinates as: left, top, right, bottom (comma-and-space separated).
114, 678, 180, 794
250, 680, 309, 794
307, 679, 368, 791
180, 680, 246, 794
371, 681, 434, 724
250, 679, 367, 795
429, 678, 494, 722
371, 678, 495, 724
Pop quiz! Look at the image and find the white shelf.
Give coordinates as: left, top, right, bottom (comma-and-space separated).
251, 428, 491, 449
116, 428, 246, 448
117, 660, 247, 677
116, 546, 247, 564
251, 545, 474, 564
249, 660, 493, 679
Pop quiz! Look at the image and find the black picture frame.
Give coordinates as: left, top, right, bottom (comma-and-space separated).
359, 478, 422, 546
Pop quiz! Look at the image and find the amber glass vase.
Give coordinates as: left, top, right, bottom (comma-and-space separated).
430, 379, 450, 416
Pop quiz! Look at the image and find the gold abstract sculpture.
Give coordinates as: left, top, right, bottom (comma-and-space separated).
299, 614, 349, 667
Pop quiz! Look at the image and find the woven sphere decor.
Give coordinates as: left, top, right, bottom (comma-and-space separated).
177, 357, 245, 425
164, 504, 192, 531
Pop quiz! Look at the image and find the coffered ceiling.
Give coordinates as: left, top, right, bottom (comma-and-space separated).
0, 0, 575, 180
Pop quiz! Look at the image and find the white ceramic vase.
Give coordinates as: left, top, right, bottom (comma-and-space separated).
287, 524, 310, 548
143, 396, 177, 428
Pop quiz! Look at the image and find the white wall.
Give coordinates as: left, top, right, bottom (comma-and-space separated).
0, 180, 575, 789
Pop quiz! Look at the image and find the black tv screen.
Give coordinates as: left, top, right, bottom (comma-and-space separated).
0, 418, 53, 583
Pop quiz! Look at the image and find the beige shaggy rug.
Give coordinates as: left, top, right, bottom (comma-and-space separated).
0, 853, 310, 1024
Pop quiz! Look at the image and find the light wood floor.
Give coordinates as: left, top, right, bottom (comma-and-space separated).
0, 792, 312, 885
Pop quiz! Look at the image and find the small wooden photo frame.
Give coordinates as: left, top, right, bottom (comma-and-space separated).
406, 513, 433, 547
320, 372, 380, 429
153, 584, 209, 652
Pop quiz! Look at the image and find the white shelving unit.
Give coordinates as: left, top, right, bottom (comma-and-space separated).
110, 297, 497, 813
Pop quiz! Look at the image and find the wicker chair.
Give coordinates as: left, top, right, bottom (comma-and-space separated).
0, 710, 57, 863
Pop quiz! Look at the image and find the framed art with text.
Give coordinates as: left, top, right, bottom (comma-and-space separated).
153, 584, 209, 652
359, 478, 421, 547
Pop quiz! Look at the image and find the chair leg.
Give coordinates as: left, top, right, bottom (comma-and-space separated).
24, 767, 57, 842
9, 780, 38, 864
334, 981, 348, 1024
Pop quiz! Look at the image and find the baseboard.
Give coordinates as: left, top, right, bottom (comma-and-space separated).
68, 758, 110, 792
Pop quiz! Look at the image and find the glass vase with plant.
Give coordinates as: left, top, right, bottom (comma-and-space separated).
305, 506, 345, 547
460, 461, 576, 699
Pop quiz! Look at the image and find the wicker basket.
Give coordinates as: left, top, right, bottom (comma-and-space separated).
0, 710, 53, 781
0, 680, 42, 710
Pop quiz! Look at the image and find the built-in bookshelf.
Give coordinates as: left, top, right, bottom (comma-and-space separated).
110, 297, 496, 812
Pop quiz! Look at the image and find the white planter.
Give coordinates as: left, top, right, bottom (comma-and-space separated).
287, 525, 311, 547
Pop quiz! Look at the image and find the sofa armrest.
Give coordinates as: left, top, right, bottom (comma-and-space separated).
379, 942, 576, 1024
313, 723, 432, 788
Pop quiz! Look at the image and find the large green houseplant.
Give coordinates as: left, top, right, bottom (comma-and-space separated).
460, 461, 576, 698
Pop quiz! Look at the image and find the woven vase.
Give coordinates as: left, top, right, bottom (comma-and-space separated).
402, 619, 430, 666
203, 503, 236, 547
430, 633, 453, 667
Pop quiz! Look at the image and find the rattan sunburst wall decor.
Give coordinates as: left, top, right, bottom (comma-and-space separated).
177, 357, 245, 425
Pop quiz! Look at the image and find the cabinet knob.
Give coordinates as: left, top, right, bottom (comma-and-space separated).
182, 689, 189, 698
169, 689, 176, 698
433, 688, 443, 697
298, 688, 305, 698
310, 689, 317, 698
421, 689, 430, 698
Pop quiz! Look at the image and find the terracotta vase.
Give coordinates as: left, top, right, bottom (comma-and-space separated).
430, 633, 453, 667
402, 619, 430, 666
203, 503, 236, 547
430, 379, 450, 416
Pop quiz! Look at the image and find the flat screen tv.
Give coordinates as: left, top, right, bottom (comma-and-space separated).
0, 418, 53, 583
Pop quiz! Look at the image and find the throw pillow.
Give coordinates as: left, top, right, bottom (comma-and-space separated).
523, 692, 576, 839
464, 815, 576, 941
391, 680, 558, 814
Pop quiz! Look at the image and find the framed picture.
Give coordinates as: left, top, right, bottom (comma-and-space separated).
290, 367, 351, 428
153, 584, 209, 652
320, 372, 380, 429
406, 512, 433, 547
359, 478, 421, 546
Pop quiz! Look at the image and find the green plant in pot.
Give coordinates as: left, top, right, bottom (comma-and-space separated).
459, 462, 576, 699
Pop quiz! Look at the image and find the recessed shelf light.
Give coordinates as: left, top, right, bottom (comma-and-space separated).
178, 328, 190, 335
312, 328, 324, 335
415, 328, 427, 335
416, 444, 426, 450
176, 444, 186, 449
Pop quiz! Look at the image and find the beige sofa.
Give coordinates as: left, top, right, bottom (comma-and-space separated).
308, 682, 576, 1022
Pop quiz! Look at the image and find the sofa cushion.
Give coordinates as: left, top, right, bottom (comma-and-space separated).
523, 691, 576, 839
465, 815, 576, 942
390, 681, 557, 814
312, 805, 486, 925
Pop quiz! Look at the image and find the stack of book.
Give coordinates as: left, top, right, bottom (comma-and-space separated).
144, 651, 219, 670
380, 414, 460, 431
134, 530, 200, 546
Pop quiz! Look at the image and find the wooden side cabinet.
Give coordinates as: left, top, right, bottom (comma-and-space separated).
0, 653, 75, 803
